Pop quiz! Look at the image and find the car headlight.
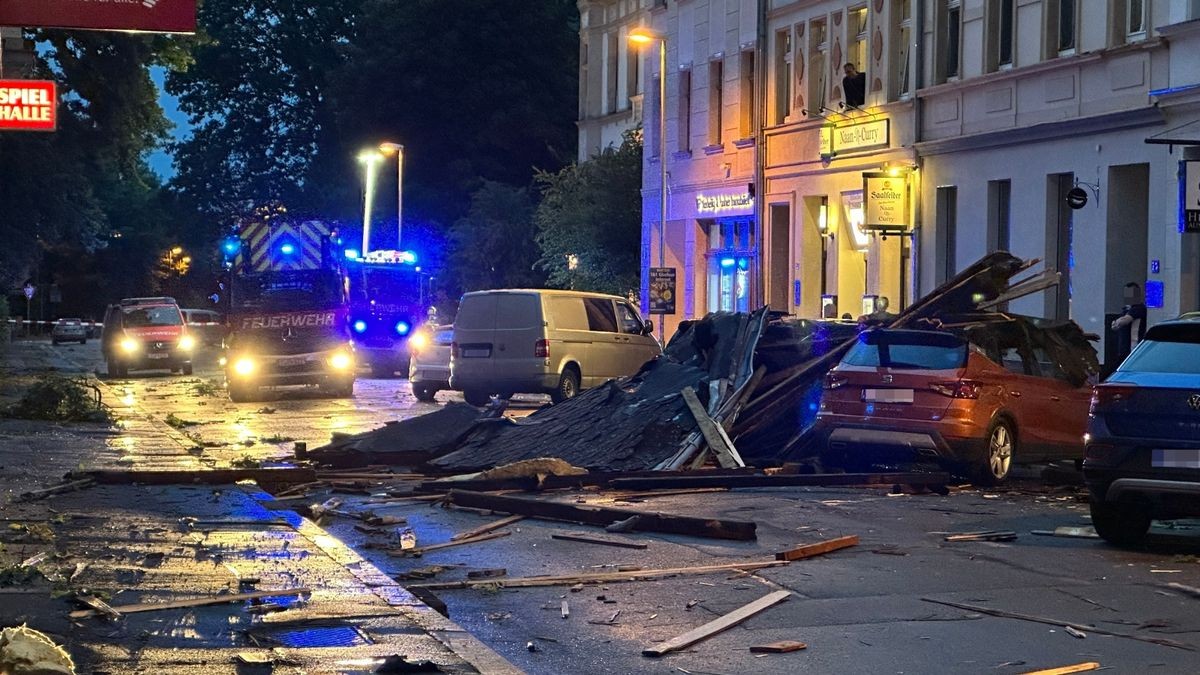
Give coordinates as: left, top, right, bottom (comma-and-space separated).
328, 351, 353, 370
120, 338, 139, 353
233, 357, 256, 376
178, 335, 196, 351
408, 332, 428, 352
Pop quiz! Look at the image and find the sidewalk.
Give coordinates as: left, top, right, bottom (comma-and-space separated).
0, 341, 517, 673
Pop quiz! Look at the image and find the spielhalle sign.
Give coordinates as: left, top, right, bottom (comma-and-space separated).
0, 81, 56, 132
0, 0, 196, 33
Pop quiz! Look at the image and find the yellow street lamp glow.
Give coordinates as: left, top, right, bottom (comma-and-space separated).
358, 148, 385, 255
378, 142, 405, 248
328, 351, 353, 370
357, 150, 384, 164
170, 246, 183, 255
120, 338, 139, 353
628, 28, 664, 44
178, 335, 196, 351
233, 357, 255, 376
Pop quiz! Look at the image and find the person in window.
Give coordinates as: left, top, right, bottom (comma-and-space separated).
842, 63, 866, 108
1110, 281, 1147, 362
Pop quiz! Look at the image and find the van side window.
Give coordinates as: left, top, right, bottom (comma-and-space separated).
583, 299, 618, 333
616, 303, 644, 334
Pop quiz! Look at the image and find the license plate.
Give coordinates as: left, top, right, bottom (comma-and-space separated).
147, 352, 169, 360
462, 349, 491, 358
1152, 449, 1200, 469
863, 388, 914, 404
277, 356, 308, 368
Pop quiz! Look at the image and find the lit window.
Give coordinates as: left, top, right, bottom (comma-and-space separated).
808, 18, 828, 116
773, 29, 792, 125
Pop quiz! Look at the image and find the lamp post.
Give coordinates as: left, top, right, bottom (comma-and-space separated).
357, 150, 385, 255
629, 27, 667, 342
379, 142, 404, 249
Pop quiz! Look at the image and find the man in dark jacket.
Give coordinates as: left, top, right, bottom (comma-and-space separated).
842, 63, 866, 107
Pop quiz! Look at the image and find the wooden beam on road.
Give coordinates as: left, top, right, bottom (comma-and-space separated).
681, 386, 745, 469
408, 560, 788, 591
551, 533, 649, 550
416, 467, 758, 494
70, 588, 311, 619
642, 590, 792, 657
775, 535, 859, 561
451, 515, 525, 541
444, 489, 757, 541
608, 472, 952, 491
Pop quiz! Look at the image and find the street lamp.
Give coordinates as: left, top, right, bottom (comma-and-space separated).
629, 27, 667, 342
357, 150, 385, 255
379, 142, 405, 249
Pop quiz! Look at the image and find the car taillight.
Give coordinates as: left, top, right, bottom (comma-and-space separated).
1084, 443, 1118, 463
824, 373, 847, 390
535, 339, 550, 358
930, 380, 982, 399
451, 341, 460, 358
1089, 384, 1136, 414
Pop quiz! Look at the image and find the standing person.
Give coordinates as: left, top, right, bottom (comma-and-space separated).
1111, 282, 1147, 362
842, 63, 866, 108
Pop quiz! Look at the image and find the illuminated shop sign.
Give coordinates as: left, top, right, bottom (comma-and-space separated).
862, 171, 910, 232
0, 81, 56, 132
696, 192, 754, 215
820, 119, 890, 157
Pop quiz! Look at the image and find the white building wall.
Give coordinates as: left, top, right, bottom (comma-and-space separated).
577, 0, 650, 162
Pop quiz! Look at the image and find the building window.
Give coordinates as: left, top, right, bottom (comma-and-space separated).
626, 35, 641, 107
987, 180, 1012, 252
850, 6, 868, 74
677, 68, 692, 153
1046, 0, 1078, 56
987, 0, 1015, 71
773, 29, 792, 125
738, 51, 755, 139
890, 0, 912, 100
808, 17, 828, 116
1111, 0, 1147, 44
936, 0, 962, 82
708, 59, 724, 146
606, 32, 619, 114
936, 186, 958, 281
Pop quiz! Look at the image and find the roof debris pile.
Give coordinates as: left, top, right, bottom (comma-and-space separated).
308, 252, 1098, 474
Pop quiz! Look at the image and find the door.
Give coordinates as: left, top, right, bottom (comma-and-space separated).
1027, 346, 1090, 458
451, 293, 499, 382
491, 293, 543, 383
616, 300, 662, 369
582, 297, 623, 384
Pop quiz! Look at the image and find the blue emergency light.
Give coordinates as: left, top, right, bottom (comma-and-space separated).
344, 248, 360, 259
395, 321, 411, 336
353, 319, 368, 334
221, 236, 242, 256
398, 250, 417, 264
280, 243, 297, 255
720, 257, 736, 268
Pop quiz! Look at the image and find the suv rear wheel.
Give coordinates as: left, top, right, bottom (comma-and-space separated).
1090, 498, 1151, 548
551, 367, 580, 404
413, 383, 438, 402
463, 389, 491, 407
229, 383, 259, 403
973, 419, 1015, 485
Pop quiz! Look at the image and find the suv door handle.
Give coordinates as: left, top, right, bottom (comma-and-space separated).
1009, 391, 1022, 398
1050, 395, 1061, 401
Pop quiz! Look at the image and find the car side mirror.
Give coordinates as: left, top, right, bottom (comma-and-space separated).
642, 321, 654, 336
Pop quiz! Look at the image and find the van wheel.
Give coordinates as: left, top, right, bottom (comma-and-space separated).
413, 384, 438, 402
463, 389, 491, 406
181, 363, 193, 376
551, 368, 580, 404
107, 362, 127, 379
229, 384, 258, 403
973, 418, 1015, 486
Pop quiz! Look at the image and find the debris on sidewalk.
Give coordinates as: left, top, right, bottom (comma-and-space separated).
69, 587, 312, 620
408, 560, 788, 591
0, 625, 76, 675
1031, 526, 1099, 539
943, 530, 1018, 542
775, 535, 859, 561
3, 376, 112, 424
750, 640, 807, 654
642, 590, 792, 657
1021, 663, 1100, 675
551, 533, 648, 550
389, 530, 512, 558
16, 478, 96, 503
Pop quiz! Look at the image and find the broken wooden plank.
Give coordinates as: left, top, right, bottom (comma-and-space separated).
609, 472, 952, 491
18, 478, 96, 502
614, 487, 729, 501
75, 594, 122, 620
1020, 662, 1100, 675
642, 590, 792, 657
467, 568, 507, 580
388, 530, 512, 557
749, 640, 807, 654
775, 535, 859, 561
81, 467, 317, 486
944, 530, 1017, 542
921, 598, 1195, 651
451, 515, 525, 541
70, 588, 311, 619
1165, 582, 1200, 599
1030, 526, 1098, 539
681, 387, 745, 469
551, 533, 649, 550
445, 489, 756, 541
418, 468, 758, 494
409, 560, 788, 591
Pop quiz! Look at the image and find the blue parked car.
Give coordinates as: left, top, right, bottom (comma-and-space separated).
1083, 318, 1200, 547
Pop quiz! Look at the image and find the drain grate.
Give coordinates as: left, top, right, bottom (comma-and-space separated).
267, 625, 372, 648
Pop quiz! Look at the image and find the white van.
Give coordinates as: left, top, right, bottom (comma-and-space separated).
450, 289, 661, 406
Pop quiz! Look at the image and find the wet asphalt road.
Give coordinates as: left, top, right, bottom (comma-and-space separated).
10, 337, 1200, 674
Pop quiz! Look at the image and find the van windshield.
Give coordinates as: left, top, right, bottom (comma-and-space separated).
123, 306, 182, 327
843, 330, 968, 370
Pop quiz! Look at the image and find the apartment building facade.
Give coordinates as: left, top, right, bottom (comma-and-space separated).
577, 0, 649, 162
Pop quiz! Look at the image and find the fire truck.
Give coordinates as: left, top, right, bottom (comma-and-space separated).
220, 220, 356, 402
344, 248, 432, 377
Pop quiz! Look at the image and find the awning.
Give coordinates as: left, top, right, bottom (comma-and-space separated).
1145, 118, 1200, 146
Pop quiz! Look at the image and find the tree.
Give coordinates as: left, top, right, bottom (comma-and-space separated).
534, 131, 643, 296
447, 182, 545, 295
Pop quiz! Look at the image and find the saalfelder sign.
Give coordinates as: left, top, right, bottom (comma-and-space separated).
819, 119, 890, 157
0, 0, 196, 33
862, 171, 910, 232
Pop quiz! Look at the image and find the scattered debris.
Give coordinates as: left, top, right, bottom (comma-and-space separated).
79, 467, 316, 486
73, 594, 122, 620
608, 472, 950, 491
749, 641, 807, 654
164, 412, 201, 429
16, 478, 96, 503
642, 590, 792, 657
943, 531, 1018, 542
3, 376, 112, 424
306, 403, 484, 467
604, 516, 641, 533
396, 527, 418, 550
1165, 582, 1200, 599
1021, 663, 1101, 675
1064, 626, 1087, 639
0, 625, 76, 675
467, 568, 507, 580
444, 490, 756, 541
69, 587, 311, 620
1031, 527, 1098, 539
408, 560, 788, 591
526, 641, 540, 653
230, 454, 262, 469
389, 530, 511, 557
451, 515, 525, 541
775, 535, 859, 562
551, 533, 649, 550
561, 600, 569, 619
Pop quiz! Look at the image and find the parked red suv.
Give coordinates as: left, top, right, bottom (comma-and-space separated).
815, 324, 1096, 483
101, 297, 195, 378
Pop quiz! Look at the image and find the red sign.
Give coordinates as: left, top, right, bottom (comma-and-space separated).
0, 81, 56, 132
0, 0, 196, 34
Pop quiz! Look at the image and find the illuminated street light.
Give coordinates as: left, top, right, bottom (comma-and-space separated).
379, 142, 405, 249
357, 150, 385, 255
629, 27, 667, 342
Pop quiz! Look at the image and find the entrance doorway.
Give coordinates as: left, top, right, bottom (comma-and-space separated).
1046, 173, 1075, 320
704, 217, 757, 313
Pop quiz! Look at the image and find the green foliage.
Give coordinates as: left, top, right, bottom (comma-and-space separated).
164, 413, 200, 429
448, 182, 546, 294
535, 131, 643, 295
3, 377, 113, 424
